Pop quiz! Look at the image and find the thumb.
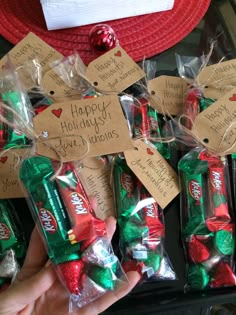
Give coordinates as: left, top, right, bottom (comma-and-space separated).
0, 265, 57, 310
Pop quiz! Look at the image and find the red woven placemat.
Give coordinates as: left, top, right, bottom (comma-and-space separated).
0, 0, 211, 64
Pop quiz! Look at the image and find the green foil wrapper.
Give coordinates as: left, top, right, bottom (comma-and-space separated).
178, 151, 209, 236
1, 91, 29, 149
143, 251, 161, 273
188, 264, 209, 289
121, 221, 148, 244
214, 230, 235, 255
199, 98, 215, 112
146, 105, 170, 160
20, 156, 80, 264
0, 200, 26, 260
182, 172, 208, 236
88, 265, 116, 290
113, 157, 141, 222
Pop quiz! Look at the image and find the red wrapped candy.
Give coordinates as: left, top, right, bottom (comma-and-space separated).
210, 262, 236, 288
89, 24, 118, 54
188, 236, 210, 263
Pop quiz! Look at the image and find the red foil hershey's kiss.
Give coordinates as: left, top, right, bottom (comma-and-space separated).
210, 262, 236, 288
57, 259, 84, 295
188, 236, 210, 263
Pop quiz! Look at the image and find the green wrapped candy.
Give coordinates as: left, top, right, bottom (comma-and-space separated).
113, 157, 140, 220
88, 265, 116, 290
2, 91, 29, 149
199, 98, 215, 112
144, 104, 170, 160
142, 251, 161, 273
121, 221, 148, 243
184, 217, 211, 237
20, 156, 80, 264
178, 151, 209, 237
188, 265, 209, 289
214, 230, 235, 255
0, 200, 26, 260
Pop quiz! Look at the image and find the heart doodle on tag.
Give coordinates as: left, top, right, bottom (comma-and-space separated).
114, 50, 121, 57
147, 148, 154, 155
229, 94, 236, 101
52, 108, 62, 118
0, 156, 8, 164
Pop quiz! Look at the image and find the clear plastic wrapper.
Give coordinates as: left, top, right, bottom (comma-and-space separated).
0, 199, 26, 289
119, 95, 135, 138
178, 147, 236, 290
113, 156, 176, 281
141, 60, 158, 81
120, 95, 171, 160
19, 156, 126, 309
50, 52, 90, 96
20, 58, 53, 111
0, 58, 34, 150
173, 54, 216, 152
176, 54, 205, 82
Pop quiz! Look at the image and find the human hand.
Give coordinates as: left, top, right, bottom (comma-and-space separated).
0, 217, 140, 315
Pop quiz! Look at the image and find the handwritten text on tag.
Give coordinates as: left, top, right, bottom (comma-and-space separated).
197, 59, 236, 99
78, 158, 115, 219
34, 95, 133, 162
193, 88, 236, 154
86, 47, 145, 93
124, 140, 180, 209
0, 32, 62, 88
0, 149, 27, 199
148, 76, 187, 116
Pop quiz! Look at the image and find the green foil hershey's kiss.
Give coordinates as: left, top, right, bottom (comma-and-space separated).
88, 265, 116, 291
188, 264, 209, 289
214, 230, 235, 256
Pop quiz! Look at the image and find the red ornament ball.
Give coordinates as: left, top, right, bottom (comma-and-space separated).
57, 259, 84, 295
89, 24, 118, 53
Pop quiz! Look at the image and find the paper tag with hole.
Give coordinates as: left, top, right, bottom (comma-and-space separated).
124, 140, 180, 209
78, 157, 115, 219
0, 32, 62, 89
148, 76, 187, 116
0, 149, 28, 199
85, 47, 145, 93
34, 95, 133, 162
197, 59, 236, 99
193, 88, 236, 154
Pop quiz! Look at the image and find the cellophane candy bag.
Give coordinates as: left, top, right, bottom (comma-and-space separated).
19, 155, 126, 309
0, 58, 34, 150
50, 52, 89, 96
171, 54, 216, 154
0, 199, 26, 289
22, 58, 53, 112
120, 95, 171, 160
178, 147, 236, 290
113, 156, 176, 281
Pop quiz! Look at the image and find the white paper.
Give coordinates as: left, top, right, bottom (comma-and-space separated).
41, 0, 175, 30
